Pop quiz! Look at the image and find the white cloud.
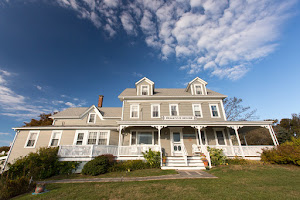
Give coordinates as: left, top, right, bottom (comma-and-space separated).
34, 1, 294, 79
65, 102, 76, 107
0, 132, 9, 135
36, 85, 42, 90
0, 69, 87, 121
132, 72, 143, 78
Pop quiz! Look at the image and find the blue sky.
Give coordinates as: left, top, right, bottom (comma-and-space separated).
0, 0, 300, 146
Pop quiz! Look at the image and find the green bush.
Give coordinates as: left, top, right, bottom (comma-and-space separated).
261, 137, 300, 166
82, 155, 109, 176
207, 147, 227, 166
142, 148, 161, 168
0, 175, 36, 200
226, 157, 248, 165
108, 160, 150, 172
5, 147, 79, 180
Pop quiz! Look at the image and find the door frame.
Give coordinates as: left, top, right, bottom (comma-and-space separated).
170, 127, 183, 156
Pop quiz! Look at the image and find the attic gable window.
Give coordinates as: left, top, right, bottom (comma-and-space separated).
141, 85, 149, 95
88, 113, 96, 123
194, 84, 203, 95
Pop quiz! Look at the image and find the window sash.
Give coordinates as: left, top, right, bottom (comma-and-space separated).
137, 132, 153, 145
50, 132, 61, 147
88, 114, 96, 123
152, 105, 159, 118
195, 85, 202, 95
216, 131, 225, 145
88, 132, 97, 145
141, 86, 148, 95
131, 105, 139, 118
76, 133, 84, 145
193, 105, 201, 117
211, 105, 219, 117
26, 132, 37, 147
98, 132, 108, 145
170, 105, 178, 116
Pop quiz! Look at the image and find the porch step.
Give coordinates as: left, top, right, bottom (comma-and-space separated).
163, 156, 206, 170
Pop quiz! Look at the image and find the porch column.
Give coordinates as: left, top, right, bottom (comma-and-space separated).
117, 127, 122, 156
232, 126, 245, 158
226, 127, 235, 157
266, 125, 279, 146
158, 126, 161, 146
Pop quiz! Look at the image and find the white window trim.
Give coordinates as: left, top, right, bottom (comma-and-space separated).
209, 103, 221, 118
140, 85, 149, 95
195, 129, 207, 146
213, 128, 227, 146
48, 130, 62, 147
24, 131, 40, 148
130, 130, 155, 146
87, 113, 96, 124
194, 84, 204, 95
130, 104, 140, 119
192, 104, 203, 118
151, 104, 160, 118
73, 130, 110, 145
169, 104, 179, 116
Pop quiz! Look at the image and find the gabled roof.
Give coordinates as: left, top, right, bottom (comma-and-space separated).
185, 77, 207, 91
50, 106, 122, 119
135, 77, 154, 85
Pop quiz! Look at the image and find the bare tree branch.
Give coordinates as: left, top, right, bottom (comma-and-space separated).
223, 97, 257, 121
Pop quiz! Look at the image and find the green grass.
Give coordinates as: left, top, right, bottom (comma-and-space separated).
15, 164, 300, 200
45, 169, 178, 180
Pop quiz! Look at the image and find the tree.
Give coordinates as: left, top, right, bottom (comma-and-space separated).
23, 113, 54, 127
223, 97, 257, 121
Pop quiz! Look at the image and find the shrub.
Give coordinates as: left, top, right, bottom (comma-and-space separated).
261, 137, 300, 166
0, 175, 36, 200
108, 160, 150, 172
207, 147, 227, 166
82, 155, 109, 176
142, 148, 161, 168
226, 157, 248, 165
5, 147, 79, 180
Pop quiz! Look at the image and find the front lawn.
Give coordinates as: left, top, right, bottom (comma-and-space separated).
16, 165, 300, 200
45, 168, 178, 180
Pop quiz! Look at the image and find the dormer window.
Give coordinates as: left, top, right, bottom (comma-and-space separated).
141, 85, 149, 95
88, 113, 96, 123
194, 84, 203, 95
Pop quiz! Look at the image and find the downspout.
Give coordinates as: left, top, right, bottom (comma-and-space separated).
1, 129, 19, 173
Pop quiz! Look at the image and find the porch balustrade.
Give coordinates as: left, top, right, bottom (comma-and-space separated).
201, 145, 274, 157
58, 145, 161, 158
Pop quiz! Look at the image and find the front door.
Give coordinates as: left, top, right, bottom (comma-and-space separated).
171, 132, 183, 156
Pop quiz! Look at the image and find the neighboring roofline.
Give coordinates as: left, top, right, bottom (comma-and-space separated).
135, 77, 154, 85
13, 126, 119, 130
185, 77, 208, 92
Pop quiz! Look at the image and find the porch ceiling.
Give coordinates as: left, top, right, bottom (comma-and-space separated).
117, 121, 273, 126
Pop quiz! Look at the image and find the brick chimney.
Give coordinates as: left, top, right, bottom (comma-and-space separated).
98, 95, 104, 107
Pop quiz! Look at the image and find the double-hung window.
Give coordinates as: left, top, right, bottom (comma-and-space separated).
170, 104, 179, 116
88, 113, 96, 123
215, 130, 226, 145
141, 85, 149, 95
87, 131, 97, 145
210, 104, 220, 118
49, 131, 62, 147
98, 131, 108, 145
25, 131, 39, 148
193, 104, 202, 117
76, 132, 85, 145
151, 104, 160, 118
194, 85, 203, 95
130, 104, 139, 118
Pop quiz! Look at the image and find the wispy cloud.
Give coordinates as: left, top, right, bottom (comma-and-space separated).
0, 68, 87, 121
36, 85, 42, 91
52, 0, 296, 80
0, 132, 10, 135
132, 72, 143, 78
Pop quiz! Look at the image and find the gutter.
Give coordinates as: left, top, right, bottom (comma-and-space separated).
1, 130, 19, 173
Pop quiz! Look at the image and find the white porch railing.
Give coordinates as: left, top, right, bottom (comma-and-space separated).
201, 145, 274, 157
118, 145, 160, 156
58, 145, 118, 158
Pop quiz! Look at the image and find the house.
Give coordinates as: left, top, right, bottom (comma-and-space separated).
3, 77, 279, 171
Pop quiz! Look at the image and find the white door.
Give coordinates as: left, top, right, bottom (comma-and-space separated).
171, 132, 183, 156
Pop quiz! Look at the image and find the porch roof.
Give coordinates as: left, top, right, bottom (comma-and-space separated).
117, 120, 273, 127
